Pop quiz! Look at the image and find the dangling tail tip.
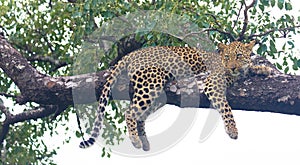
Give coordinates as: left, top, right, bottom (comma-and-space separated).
79, 138, 96, 149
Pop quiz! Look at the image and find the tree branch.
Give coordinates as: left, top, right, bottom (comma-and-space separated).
8, 105, 59, 124
1, 33, 300, 138
0, 104, 60, 145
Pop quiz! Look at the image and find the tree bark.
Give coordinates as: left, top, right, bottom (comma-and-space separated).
1, 35, 300, 130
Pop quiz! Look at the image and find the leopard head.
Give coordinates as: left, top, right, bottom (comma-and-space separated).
218, 40, 255, 76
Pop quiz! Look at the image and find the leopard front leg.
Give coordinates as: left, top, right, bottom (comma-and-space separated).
249, 65, 277, 76
215, 99, 238, 139
204, 76, 238, 139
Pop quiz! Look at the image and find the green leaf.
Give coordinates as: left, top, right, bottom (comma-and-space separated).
284, 66, 289, 74
259, 4, 264, 11
260, 0, 269, 6
297, 59, 300, 68
257, 44, 267, 55
287, 41, 295, 49
271, 0, 276, 7
270, 40, 277, 53
75, 131, 82, 138
84, 3, 90, 10
276, 62, 282, 70
285, 2, 292, 10
277, 0, 284, 9
292, 64, 298, 70
101, 147, 106, 157
283, 58, 288, 66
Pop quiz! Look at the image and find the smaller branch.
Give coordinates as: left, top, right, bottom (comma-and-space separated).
0, 104, 12, 120
164, 28, 236, 47
248, 25, 300, 39
233, 2, 244, 30
0, 104, 11, 145
205, 13, 222, 28
0, 124, 9, 146
173, 32, 210, 43
76, 110, 85, 142
67, 0, 78, 3
116, 16, 133, 27
83, 35, 117, 43
8, 105, 58, 124
0, 92, 17, 99
35, 29, 55, 53
0, 104, 68, 145
203, 28, 236, 41
27, 56, 68, 71
0, 26, 8, 37
238, 0, 257, 41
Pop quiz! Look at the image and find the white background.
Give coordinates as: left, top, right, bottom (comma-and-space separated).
55, 107, 300, 165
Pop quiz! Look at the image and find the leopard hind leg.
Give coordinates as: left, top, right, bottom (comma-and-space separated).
126, 67, 167, 151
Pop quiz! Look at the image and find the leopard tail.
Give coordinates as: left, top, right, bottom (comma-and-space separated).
79, 58, 128, 148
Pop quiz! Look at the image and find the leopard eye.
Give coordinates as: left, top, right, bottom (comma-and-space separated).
236, 53, 243, 58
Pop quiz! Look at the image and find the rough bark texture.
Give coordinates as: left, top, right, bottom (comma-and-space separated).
1, 35, 300, 130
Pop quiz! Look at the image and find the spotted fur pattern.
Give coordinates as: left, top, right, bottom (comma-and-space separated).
79, 40, 270, 151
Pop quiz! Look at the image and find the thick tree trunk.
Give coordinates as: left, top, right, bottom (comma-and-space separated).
0, 35, 300, 129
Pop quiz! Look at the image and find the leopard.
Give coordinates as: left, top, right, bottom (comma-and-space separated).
79, 40, 273, 151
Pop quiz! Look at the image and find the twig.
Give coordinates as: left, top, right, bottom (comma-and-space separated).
75, 110, 86, 142
0, 92, 16, 98
203, 28, 236, 41
27, 56, 68, 71
170, 31, 213, 48
35, 29, 55, 53
67, 0, 78, 3
233, 2, 244, 30
248, 25, 300, 39
0, 25, 8, 37
172, 28, 236, 44
205, 13, 222, 28
238, 0, 257, 41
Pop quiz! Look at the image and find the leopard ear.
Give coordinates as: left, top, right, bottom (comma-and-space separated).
218, 43, 227, 51
245, 40, 256, 50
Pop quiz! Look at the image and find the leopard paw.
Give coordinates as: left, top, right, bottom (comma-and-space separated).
225, 124, 238, 140
139, 135, 150, 151
130, 136, 142, 149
